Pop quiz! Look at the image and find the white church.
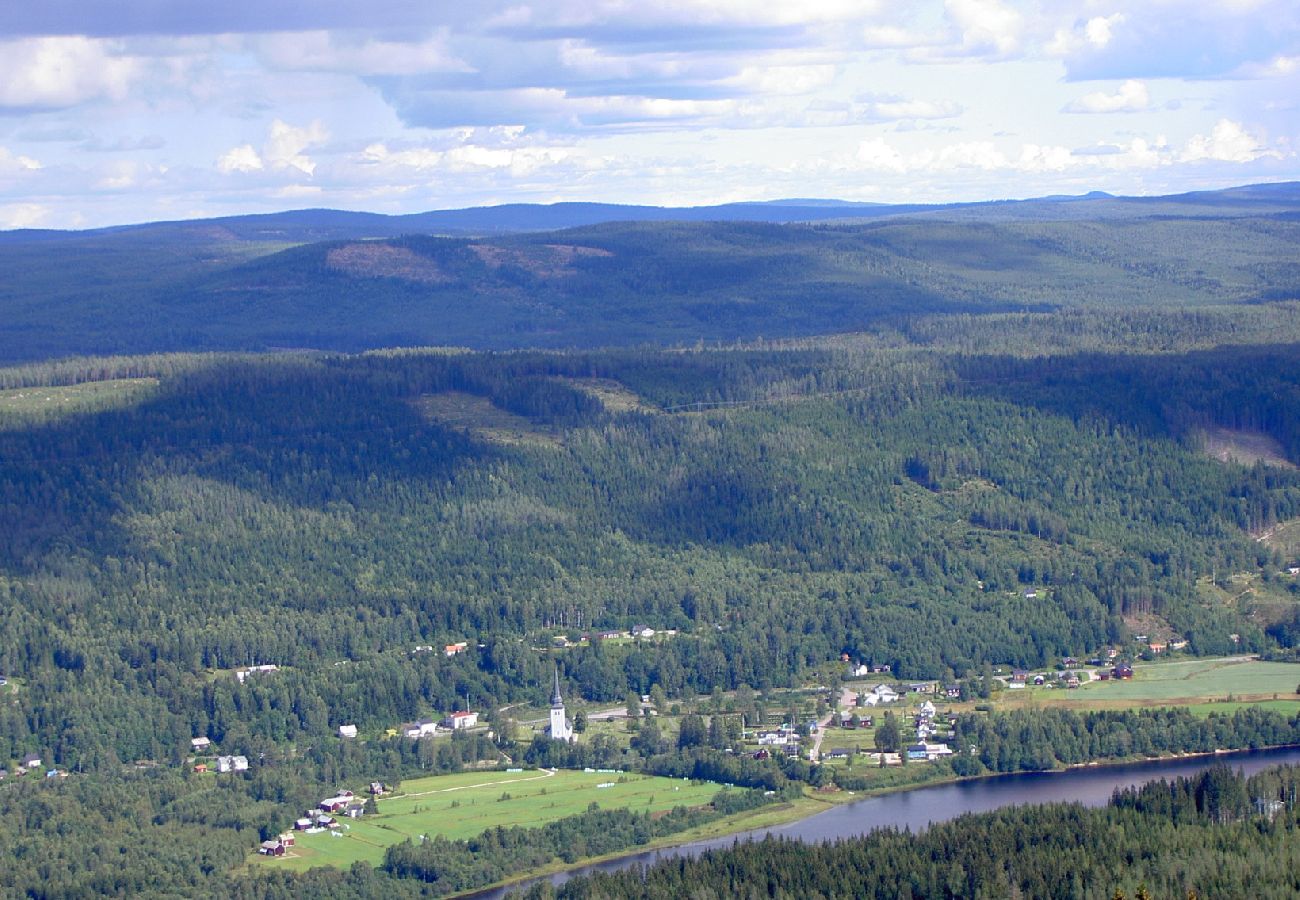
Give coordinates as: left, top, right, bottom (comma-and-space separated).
549, 665, 574, 742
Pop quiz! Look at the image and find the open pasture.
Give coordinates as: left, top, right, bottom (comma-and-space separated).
263, 768, 722, 871
1077, 657, 1300, 703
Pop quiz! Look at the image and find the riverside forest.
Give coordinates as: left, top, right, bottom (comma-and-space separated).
4, 185, 1300, 897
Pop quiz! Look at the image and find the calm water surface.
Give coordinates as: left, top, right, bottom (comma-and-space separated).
471, 745, 1300, 898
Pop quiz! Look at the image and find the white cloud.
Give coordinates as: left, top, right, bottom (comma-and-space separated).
861, 25, 939, 49
272, 184, 323, 199
851, 133, 1184, 177
855, 138, 908, 172
723, 64, 838, 96
933, 140, 1007, 170
1064, 80, 1150, 114
265, 119, 329, 175
0, 202, 51, 229
218, 120, 329, 177
254, 30, 468, 76
0, 37, 140, 108
488, 0, 882, 31
1017, 143, 1073, 172
217, 144, 263, 174
1180, 118, 1280, 163
861, 98, 962, 121
361, 143, 444, 171
359, 138, 583, 180
1234, 54, 1300, 78
1047, 14, 1125, 57
96, 160, 140, 190
945, 0, 1023, 57
0, 147, 43, 173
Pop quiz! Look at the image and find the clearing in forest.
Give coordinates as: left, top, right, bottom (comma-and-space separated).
555, 377, 654, 413
411, 391, 561, 447
0, 378, 158, 425
1200, 427, 1295, 470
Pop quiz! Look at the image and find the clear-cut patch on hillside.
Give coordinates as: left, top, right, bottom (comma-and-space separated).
552, 377, 652, 413
326, 243, 450, 283
470, 243, 612, 278
411, 391, 561, 448
1199, 427, 1295, 470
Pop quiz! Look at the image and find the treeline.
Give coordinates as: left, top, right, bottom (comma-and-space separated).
527, 764, 1300, 900
948, 706, 1300, 777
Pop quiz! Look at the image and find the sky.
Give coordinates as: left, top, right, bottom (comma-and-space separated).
0, 0, 1297, 229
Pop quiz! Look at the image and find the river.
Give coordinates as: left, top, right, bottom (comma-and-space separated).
470, 745, 1300, 898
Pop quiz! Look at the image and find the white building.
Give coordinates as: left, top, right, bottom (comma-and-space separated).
216, 755, 249, 773
235, 664, 279, 684
403, 720, 439, 739
549, 665, 573, 742
872, 684, 900, 702
338, 724, 358, 739
443, 711, 479, 730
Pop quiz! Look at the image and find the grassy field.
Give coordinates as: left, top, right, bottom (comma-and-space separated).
261, 769, 722, 872
995, 657, 1300, 709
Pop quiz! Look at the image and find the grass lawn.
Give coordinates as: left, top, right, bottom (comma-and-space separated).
261, 769, 723, 872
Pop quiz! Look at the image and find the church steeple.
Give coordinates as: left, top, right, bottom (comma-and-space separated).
548, 663, 572, 741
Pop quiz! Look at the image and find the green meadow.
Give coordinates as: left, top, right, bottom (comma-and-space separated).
261, 769, 723, 872
1074, 657, 1300, 704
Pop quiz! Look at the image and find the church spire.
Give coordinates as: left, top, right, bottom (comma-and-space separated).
551, 663, 563, 707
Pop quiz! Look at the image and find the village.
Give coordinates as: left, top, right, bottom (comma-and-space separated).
1, 627, 1225, 797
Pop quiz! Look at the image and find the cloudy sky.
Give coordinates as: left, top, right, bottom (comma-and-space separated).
0, 0, 1297, 228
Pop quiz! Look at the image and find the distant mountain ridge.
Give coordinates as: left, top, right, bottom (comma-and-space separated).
3, 181, 1297, 245
0, 181, 1298, 363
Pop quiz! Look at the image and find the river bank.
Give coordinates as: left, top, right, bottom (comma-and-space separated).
460, 743, 1300, 898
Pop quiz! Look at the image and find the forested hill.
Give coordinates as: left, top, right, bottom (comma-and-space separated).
4, 311, 1300, 774
1, 183, 1299, 363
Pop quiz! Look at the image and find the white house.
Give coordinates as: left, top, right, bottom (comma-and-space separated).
338, 724, 358, 739
443, 711, 479, 730
870, 684, 900, 703
190, 737, 211, 751
403, 720, 439, 739
917, 741, 953, 760
216, 755, 249, 773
